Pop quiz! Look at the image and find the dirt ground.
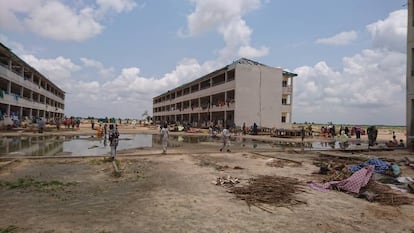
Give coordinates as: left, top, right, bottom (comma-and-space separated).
1, 124, 414, 233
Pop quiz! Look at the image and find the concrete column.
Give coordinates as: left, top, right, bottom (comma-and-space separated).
7, 80, 11, 95
209, 95, 212, 121
224, 111, 227, 128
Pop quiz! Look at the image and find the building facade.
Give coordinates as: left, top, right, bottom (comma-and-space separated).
153, 58, 297, 129
0, 43, 65, 122
407, 0, 414, 150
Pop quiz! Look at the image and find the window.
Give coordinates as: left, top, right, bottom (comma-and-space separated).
282, 98, 287, 105
282, 80, 288, 87
281, 115, 286, 123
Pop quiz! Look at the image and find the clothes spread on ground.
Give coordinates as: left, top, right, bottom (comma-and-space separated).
349, 158, 389, 174
308, 165, 375, 193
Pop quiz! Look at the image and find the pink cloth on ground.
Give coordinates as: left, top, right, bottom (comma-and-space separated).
308, 165, 374, 193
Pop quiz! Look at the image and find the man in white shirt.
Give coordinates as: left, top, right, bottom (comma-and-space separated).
220, 125, 231, 152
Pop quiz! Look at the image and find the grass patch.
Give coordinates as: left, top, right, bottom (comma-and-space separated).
0, 225, 18, 233
0, 177, 77, 191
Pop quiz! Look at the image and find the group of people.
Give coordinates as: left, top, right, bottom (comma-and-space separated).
385, 131, 405, 148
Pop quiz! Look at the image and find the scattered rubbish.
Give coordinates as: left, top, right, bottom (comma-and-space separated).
309, 165, 374, 193
212, 175, 239, 186
310, 157, 414, 205
358, 191, 377, 202
349, 158, 389, 174
363, 181, 414, 206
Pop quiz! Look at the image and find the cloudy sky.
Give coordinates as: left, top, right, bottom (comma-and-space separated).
0, 0, 407, 125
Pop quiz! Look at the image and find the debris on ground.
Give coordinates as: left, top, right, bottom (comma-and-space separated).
212, 175, 240, 186
226, 175, 306, 210
360, 181, 414, 206
310, 156, 414, 206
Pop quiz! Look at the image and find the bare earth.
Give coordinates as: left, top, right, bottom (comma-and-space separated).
0, 124, 413, 233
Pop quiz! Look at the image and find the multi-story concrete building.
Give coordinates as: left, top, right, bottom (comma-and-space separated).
153, 58, 297, 129
0, 43, 65, 122
407, 0, 414, 150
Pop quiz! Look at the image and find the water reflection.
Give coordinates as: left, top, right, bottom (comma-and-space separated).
0, 134, 153, 157
0, 134, 370, 157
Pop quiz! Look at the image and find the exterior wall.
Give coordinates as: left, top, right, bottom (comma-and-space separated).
234, 63, 285, 128
408, 0, 414, 150
234, 64, 261, 127
260, 66, 284, 128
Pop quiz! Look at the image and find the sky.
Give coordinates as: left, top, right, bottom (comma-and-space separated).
0, 0, 408, 125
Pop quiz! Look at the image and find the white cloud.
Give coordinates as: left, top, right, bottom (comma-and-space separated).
0, 0, 137, 41
367, 9, 407, 52
96, 0, 137, 12
0, 34, 27, 55
80, 57, 115, 80
238, 45, 269, 58
293, 8, 407, 125
25, 1, 103, 41
316, 30, 358, 46
184, 0, 268, 61
21, 54, 81, 89
293, 49, 405, 125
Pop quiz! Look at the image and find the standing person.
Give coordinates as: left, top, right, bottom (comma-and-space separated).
55, 117, 61, 130
108, 124, 120, 161
367, 125, 378, 147
38, 117, 46, 133
160, 123, 169, 154
104, 123, 108, 138
220, 125, 231, 152
242, 122, 246, 135
91, 119, 95, 130
252, 122, 258, 135
355, 126, 361, 139
301, 126, 305, 142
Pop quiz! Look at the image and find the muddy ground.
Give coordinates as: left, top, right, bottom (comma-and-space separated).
0, 125, 414, 233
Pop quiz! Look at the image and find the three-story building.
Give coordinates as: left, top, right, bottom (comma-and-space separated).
153, 58, 297, 129
0, 43, 65, 123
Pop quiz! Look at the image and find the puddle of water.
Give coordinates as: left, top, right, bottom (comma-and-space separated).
310, 141, 369, 150
0, 134, 153, 157
0, 134, 370, 157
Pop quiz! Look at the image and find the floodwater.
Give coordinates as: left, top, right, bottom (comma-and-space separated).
0, 134, 369, 157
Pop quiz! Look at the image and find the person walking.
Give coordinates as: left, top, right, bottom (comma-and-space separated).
108, 124, 120, 161
160, 123, 169, 154
220, 125, 231, 152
